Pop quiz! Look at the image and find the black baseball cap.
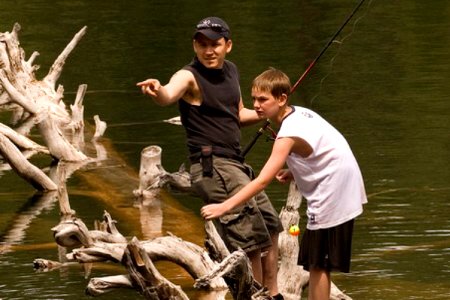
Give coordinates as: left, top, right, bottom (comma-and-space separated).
193, 16, 230, 40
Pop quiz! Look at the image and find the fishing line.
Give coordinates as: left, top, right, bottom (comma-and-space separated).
308, 0, 373, 106
65, 89, 139, 95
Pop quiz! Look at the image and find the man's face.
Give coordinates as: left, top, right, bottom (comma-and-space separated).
193, 33, 232, 69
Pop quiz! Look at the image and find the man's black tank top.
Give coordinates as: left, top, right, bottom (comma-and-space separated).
179, 57, 242, 157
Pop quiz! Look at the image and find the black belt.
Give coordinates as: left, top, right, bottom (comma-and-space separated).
189, 146, 244, 164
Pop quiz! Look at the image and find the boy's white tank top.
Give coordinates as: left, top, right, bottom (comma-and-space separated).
277, 106, 367, 230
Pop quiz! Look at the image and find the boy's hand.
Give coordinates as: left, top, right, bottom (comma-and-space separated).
276, 169, 292, 184
201, 203, 226, 220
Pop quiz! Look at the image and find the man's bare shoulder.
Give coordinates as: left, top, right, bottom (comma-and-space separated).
171, 69, 195, 82
170, 69, 200, 105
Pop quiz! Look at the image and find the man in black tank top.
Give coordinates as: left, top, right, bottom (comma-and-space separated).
137, 16, 284, 299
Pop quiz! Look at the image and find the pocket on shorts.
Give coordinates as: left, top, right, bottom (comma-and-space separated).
218, 204, 271, 252
190, 163, 203, 184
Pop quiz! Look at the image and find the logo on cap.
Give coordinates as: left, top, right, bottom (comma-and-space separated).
194, 17, 230, 40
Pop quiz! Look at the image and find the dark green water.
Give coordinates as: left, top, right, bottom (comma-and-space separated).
1, 0, 449, 299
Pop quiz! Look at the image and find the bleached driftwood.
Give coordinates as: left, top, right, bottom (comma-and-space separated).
0, 24, 107, 190
37, 182, 352, 299
0, 24, 87, 160
0, 133, 57, 190
132, 145, 191, 240
133, 145, 191, 198
52, 213, 225, 288
199, 220, 272, 300
122, 236, 190, 299
43, 206, 274, 299
277, 182, 308, 299
48, 211, 230, 295
58, 146, 351, 299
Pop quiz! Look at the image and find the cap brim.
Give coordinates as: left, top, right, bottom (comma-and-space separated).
194, 29, 224, 40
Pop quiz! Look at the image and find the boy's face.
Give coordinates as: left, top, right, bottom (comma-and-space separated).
252, 88, 288, 122
193, 34, 232, 69
252, 88, 279, 119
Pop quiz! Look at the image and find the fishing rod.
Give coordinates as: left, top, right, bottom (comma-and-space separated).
290, 0, 366, 94
242, 0, 366, 158
241, 119, 271, 157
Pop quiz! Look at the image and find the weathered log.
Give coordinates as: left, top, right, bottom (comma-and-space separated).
0, 133, 57, 190
86, 275, 134, 296
0, 122, 49, 154
86, 275, 230, 300
38, 113, 88, 161
123, 236, 190, 299
201, 220, 271, 300
277, 182, 308, 299
195, 249, 268, 300
68, 84, 87, 149
44, 26, 87, 89
163, 116, 182, 125
203, 220, 230, 262
158, 163, 191, 193
140, 235, 227, 290
52, 212, 127, 249
132, 145, 190, 240
330, 283, 352, 300
134, 145, 191, 198
32, 258, 79, 272
50, 210, 269, 299
132, 146, 165, 238
95, 210, 127, 241
53, 218, 94, 248
136, 145, 164, 193
73, 238, 229, 292
50, 211, 227, 289
0, 69, 39, 114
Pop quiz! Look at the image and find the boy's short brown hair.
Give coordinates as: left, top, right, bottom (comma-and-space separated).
252, 67, 291, 98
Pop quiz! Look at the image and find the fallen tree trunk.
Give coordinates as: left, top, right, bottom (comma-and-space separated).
0, 133, 57, 190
